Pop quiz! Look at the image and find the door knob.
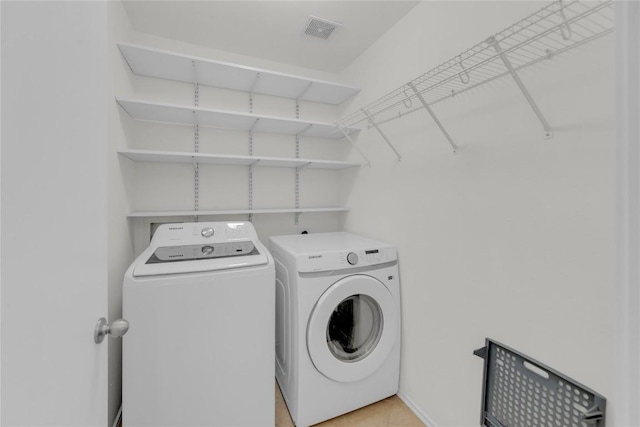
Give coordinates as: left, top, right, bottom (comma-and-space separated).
94, 317, 129, 343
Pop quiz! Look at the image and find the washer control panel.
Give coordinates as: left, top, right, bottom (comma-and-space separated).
146, 241, 259, 264
151, 221, 255, 245
201, 227, 214, 238
134, 221, 268, 277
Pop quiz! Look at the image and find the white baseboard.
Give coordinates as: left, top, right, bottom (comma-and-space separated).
397, 391, 438, 427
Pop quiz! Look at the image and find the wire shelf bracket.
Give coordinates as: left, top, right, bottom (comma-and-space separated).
249, 72, 261, 96
337, 125, 370, 167
297, 124, 313, 138
488, 36, 553, 139
407, 82, 459, 153
297, 82, 314, 102
362, 109, 401, 162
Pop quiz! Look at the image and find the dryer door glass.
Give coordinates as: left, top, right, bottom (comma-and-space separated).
307, 274, 398, 383
326, 294, 383, 362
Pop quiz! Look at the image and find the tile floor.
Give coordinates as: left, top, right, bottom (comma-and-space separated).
276, 384, 426, 427
120, 384, 426, 427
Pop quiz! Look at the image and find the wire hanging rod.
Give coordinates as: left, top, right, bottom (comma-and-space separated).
338, 0, 613, 130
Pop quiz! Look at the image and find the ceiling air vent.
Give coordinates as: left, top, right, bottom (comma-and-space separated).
303, 16, 341, 40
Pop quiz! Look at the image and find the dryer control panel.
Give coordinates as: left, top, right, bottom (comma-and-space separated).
269, 232, 398, 274
297, 247, 396, 273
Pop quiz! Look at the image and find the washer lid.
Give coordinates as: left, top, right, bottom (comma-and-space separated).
133, 241, 268, 277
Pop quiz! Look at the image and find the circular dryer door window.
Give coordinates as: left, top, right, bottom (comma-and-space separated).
326, 294, 382, 362
307, 274, 398, 383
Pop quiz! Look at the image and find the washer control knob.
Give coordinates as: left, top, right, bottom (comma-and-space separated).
201, 227, 214, 238
201, 246, 214, 255
347, 252, 359, 265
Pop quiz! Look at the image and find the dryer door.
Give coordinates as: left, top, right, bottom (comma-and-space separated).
307, 274, 399, 383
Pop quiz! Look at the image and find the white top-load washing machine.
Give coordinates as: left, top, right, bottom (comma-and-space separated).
269, 232, 400, 427
123, 221, 275, 427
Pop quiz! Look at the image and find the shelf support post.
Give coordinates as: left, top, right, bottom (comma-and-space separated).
362, 109, 401, 161
294, 97, 308, 229
295, 133, 301, 228
247, 75, 261, 222
248, 130, 255, 222
192, 60, 199, 108
192, 111, 200, 223
488, 36, 553, 139
407, 82, 458, 153
338, 125, 370, 167
249, 72, 260, 114
192, 60, 200, 222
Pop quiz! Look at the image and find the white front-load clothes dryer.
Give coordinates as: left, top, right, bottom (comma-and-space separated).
269, 232, 400, 427
123, 221, 275, 427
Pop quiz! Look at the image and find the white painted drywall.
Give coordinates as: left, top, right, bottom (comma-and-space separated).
0, 2, 3, 420
339, 2, 615, 425
1, 2, 110, 425
614, 1, 640, 425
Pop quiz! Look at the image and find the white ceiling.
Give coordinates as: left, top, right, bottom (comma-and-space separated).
122, 1, 420, 74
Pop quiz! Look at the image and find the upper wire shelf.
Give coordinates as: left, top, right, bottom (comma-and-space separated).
338, 0, 613, 131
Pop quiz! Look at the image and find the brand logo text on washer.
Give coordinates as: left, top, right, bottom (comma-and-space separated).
308, 255, 323, 259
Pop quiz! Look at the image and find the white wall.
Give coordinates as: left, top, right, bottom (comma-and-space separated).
339, 2, 615, 426
614, 1, 640, 425
1, 2, 3, 420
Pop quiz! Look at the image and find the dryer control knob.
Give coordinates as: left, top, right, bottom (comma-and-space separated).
347, 252, 359, 265
201, 227, 214, 238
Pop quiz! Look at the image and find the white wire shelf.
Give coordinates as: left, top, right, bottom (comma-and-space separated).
117, 98, 359, 139
338, 0, 613, 139
127, 207, 349, 218
118, 42, 360, 105
118, 149, 360, 170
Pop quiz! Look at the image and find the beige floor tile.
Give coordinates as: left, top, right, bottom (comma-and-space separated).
317, 398, 393, 427
387, 396, 425, 427
276, 383, 295, 427
123, 383, 424, 427
276, 383, 426, 427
